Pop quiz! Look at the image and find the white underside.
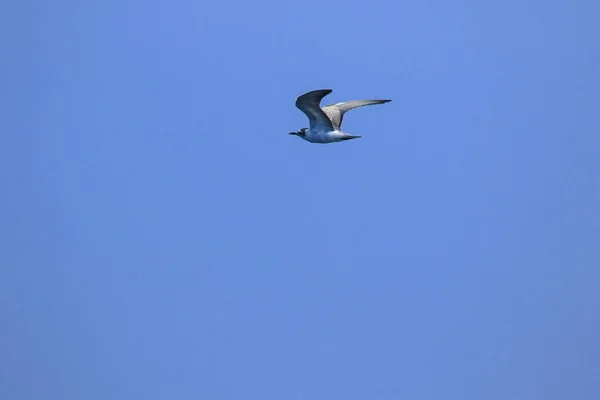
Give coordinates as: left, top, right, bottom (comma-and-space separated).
302, 128, 351, 143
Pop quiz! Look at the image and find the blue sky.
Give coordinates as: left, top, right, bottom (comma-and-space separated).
2, 0, 599, 399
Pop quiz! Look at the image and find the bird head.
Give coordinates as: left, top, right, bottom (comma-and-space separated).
289, 128, 307, 137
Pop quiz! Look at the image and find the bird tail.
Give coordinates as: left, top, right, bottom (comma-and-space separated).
340, 135, 362, 140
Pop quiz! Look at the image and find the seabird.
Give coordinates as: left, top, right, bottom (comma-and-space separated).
289, 89, 391, 144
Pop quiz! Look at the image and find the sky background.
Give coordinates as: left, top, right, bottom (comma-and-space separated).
1, 1, 600, 399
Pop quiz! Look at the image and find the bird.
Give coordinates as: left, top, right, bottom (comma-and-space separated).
289, 89, 391, 144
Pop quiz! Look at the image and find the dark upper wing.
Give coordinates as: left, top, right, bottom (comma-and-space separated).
295, 89, 335, 131
322, 99, 391, 129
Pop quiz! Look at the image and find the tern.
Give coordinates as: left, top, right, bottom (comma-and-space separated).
289, 89, 391, 144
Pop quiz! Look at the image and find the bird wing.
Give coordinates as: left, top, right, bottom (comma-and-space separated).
295, 89, 335, 131
322, 99, 391, 129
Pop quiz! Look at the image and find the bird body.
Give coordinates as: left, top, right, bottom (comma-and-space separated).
301, 128, 359, 143
289, 89, 391, 144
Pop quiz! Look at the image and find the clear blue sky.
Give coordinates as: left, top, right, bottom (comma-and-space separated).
2, 1, 599, 399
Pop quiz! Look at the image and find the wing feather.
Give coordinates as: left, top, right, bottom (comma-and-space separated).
322, 99, 391, 129
295, 89, 335, 131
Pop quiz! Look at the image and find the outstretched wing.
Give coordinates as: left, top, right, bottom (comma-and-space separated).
322, 99, 391, 129
295, 89, 335, 131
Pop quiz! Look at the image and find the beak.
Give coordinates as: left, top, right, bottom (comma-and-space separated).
288, 132, 297, 135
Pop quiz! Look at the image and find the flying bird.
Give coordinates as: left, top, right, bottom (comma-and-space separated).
289, 89, 391, 144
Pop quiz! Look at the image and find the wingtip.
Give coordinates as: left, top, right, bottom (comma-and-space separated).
371, 99, 392, 104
